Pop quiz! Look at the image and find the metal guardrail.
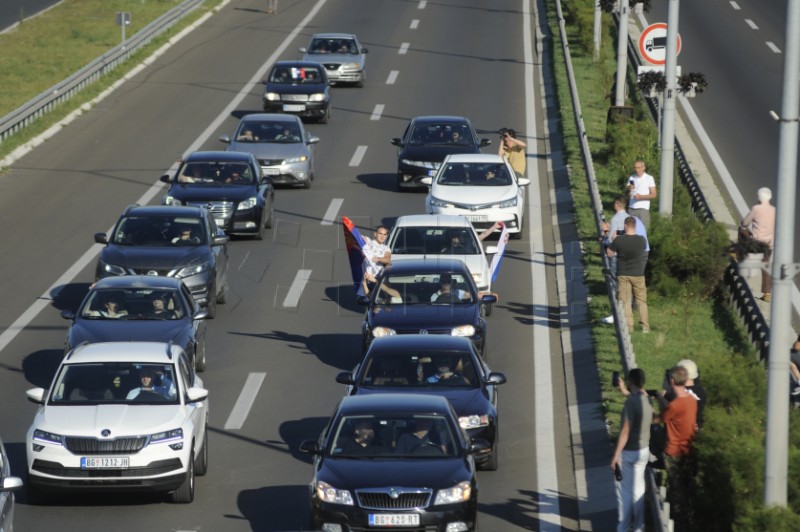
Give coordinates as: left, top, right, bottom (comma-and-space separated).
0, 0, 205, 143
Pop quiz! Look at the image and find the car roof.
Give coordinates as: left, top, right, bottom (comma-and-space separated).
381, 258, 471, 276
443, 153, 505, 163
338, 393, 453, 416
369, 335, 474, 353
65, 342, 185, 364
393, 214, 473, 229
123, 204, 206, 218
183, 150, 253, 163
410, 115, 471, 125
309, 32, 357, 40
239, 113, 302, 125
91, 275, 185, 291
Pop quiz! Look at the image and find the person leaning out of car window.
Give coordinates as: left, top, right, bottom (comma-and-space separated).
498, 128, 527, 178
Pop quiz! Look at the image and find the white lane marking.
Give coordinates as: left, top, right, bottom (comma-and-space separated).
410, 19, 419, 29
386, 70, 399, 85
223, 372, 267, 430
0, 0, 333, 356
282, 269, 312, 307
766, 41, 782, 53
745, 18, 759, 30
418, 0, 427, 8
370, 104, 385, 121
321, 198, 344, 225
349, 146, 368, 167
399, 42, 410, 55
730, 1, 741, 9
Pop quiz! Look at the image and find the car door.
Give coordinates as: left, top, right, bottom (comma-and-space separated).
178, 354, 206, 442
253, 156, 272, 217
182, 283, 206, 356
206, 213, 229, 292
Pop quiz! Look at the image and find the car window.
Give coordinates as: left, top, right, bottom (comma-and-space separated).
361, 353, 478, 387
437, 163, 512, 186
391, 227, 480, 256
177, 162, 254, 185
111, 215, 208, 247
178, 354, 194, 393
330, 415, 458, 458
270, 66, 322, 84
48, 363, 178, 405
80, 287, 187, 319
373, 273, 474, 305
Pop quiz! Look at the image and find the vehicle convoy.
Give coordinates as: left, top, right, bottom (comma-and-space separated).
94, 204, 230, 318
299, 32, 368, 87
219, 113, 319, 189
262, 60, 332, 123
25, 342, 209, 504
161, 150, 275, 239
300, 394, 483, 532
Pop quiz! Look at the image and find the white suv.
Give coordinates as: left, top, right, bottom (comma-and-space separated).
25, 342, 209, 503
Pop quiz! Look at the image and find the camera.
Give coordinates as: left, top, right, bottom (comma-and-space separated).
612, 371, 620, 388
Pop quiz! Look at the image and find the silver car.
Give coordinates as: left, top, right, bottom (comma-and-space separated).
220, 114, 319, 189
1, 435, 23, 530
299, 33, 368, 87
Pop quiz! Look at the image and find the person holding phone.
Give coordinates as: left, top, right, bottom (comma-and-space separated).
626, 160, 657, 229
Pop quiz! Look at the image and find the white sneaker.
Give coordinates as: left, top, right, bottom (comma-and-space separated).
601, 315, 614, 324
792, 386, 800, 396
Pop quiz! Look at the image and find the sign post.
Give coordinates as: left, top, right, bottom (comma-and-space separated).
115, 12, 131, 47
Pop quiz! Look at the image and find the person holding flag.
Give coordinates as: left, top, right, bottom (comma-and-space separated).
342, 218, 392, 296
489, 221, 510, 285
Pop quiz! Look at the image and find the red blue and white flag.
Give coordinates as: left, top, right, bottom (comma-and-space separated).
342, 216, 368, 291
489, 222, 510, 283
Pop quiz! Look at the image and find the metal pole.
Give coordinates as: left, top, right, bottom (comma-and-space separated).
658, 0, 679, 215
593, 1, 602, 61
614, 0, 630, 106
765, 0, 800, 507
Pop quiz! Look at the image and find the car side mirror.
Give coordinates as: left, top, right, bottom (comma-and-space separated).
480, 138, 492, 147
213, 235, 230, 246
517, 178, 531, 187
356, 295, 370, 306
60, 309, 76, 321
390, 137, 403, 147
0, 476, 23, 493
336, 371, 355, 385
94, 233, 108, 244
160, 174, 172, 184
299, 47, 307, 53
192, 309, 209, 320
469, 438, 490, 454
420, 177, 433, 186
308, 136, 320, 145
484, 245, 498, 255
186, 387, 209, 403
481, 294, 498, 304
26, 388, 46, 405
219, 135, 231, 144
300, 439, 321, 455
486, 372, 507, 385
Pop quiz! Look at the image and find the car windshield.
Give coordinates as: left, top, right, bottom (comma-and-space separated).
79, 287, 188, 320
235, 121, 302, 144
391, 227, 481, 255
309, 38, 357, 55
269, 66, 323, 84
176, 162, 255, 185
110, 215, 207, 247
329, 415, 458, 458
372, 273, 475, 305
360, 352, 479, 388
437, 163, 513, 186
48, 362, 179, 405
408, 123, 471, 146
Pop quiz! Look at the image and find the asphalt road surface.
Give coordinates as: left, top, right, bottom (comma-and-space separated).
0, 0, 62, 31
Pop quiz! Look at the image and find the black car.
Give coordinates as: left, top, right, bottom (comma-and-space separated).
94, 205, 230, 318
359, 259, 495, 357
61, 276, 210, 371
391, 115, 491, 190
161, 150, 275, 239
336, 335, 506, 470
300, 394, 484, 532
263, 61, 331, 123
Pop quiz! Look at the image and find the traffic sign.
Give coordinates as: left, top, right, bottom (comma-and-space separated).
639, 23, 681, 65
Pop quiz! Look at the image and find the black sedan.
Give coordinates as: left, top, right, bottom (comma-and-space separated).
391, 115, 491, 190
300, 394, 484, 532
61, 276, 210, 371
161, 151, 275, 239
94, 204, 230, 318
337, 335, 506, 470
359, 259, 495, 358
262, 60, 331, 123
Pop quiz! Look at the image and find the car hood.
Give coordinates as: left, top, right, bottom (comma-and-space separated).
69, 319, 185, 346
36, 405, 187, 437
265, 82, 327, 95
304, 52, 362, 65
399, 144, 478, 162
389, 256, 489, 283
167, 183, 256, 202
368, 304, 478, 329
320, 457, 470, 490
355, 387, 487, 417
227, 141, 309, 160
431, 184, 517, 204
102, 245, 210, 270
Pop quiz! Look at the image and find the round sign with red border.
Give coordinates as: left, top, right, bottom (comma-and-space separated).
639, 23, 681, 65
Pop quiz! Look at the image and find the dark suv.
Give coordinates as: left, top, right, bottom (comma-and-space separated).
94, 205, 230, 318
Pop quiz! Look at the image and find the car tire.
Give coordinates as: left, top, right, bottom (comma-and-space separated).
254, 214, 265, 240
482, 439, 499, 472
217, 278, 228, 305
319, 106, 330, 124
195, 425, 209, 476
265, 201, 274, 229
194, 340, 207, 373
206, 285, 217, 319
171, 445, 195, 503
483, 302, 493, 317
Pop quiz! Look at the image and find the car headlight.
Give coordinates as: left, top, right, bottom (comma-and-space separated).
451, 325, 476, 337
400, 159, 438, 169
176, 262, 210, 279
497, 196, 518, 208
285, 155, 308, 164
163, 195, 182, 206
459, 414, 489, 429
471, 273, 483, 285
264, 92, 280, 101
33, 429, 64, 446
308, 93, 327, 102
430, 196, 455, 209
99, 260, 126, 276
372, 327, 396, 338
150, 428, 183, 444
434, 481, 472, 505
342, 62, 361, 70
238, 197, 258, 210
315, 481, 354, 505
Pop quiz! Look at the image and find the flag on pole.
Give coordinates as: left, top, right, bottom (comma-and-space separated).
489, 222, 510, 283
342, 216, 368, 291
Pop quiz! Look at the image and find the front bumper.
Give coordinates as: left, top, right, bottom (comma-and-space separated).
397, 165, 438, 189
427, 205, 522, 233
263, 100, 329, 119
326, 69, 365, 83
261, 162, 311, 186
312, 499, 477, 532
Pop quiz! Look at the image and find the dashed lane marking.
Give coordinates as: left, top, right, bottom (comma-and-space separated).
223, 372, 267, 430
349, 146, 368, 167
321, 199, 344, 225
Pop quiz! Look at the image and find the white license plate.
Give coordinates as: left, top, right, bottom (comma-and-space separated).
283, 104, 306, 112
466, 215, 487, 222
369, 514, 420, 527
262, 168, 280, 175
81, 456, 130, 469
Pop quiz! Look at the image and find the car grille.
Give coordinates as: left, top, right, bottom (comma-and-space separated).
395, 328, 452, 335
128, 267, 173, 277
186, 200, 233, 220
322, 62, 341, 70
259, 158, 284, 166
356, 488, 432, 510
32, 458, 182, 478
450, 201, 495, 211
65, 436, 147, 454
281, 94, 309, 102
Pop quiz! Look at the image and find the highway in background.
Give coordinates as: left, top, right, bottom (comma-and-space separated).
0, 0, 594, 530
0, 0, 62, 32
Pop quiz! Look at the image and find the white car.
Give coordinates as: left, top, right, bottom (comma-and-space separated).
1, 436, 23, 531
422, 154, 530, 239
387, 214, 497, 292
25, 342, 209, 504
299, 33, 368, 86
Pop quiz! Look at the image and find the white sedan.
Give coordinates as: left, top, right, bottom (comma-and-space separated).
422, 154, 530, 239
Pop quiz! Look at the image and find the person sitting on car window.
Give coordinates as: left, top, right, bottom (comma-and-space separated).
90, 298, 128, 319
146, 296, 175, 319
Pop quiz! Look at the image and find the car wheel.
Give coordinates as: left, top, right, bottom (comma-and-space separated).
254, 214, 265, 240
195, 425, 209, 476
482, 439, 499, 472
206, 286, 217, 319
216, 278, 228, 305
265, 201, 274, 229
194, 340, 207, 373
171, 445, 195, 503
480, 339, 488, 361
483, 302, 493, 317
319, 106, 330, 124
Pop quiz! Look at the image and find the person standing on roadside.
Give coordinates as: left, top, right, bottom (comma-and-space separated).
606, 217, 650, 333
740, 187, 775, 302
498, 128, 527, 178
627, 160, 656, 228
611, 368, 653, 532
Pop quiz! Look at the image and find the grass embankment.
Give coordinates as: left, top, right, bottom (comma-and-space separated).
547, 0, 800, 528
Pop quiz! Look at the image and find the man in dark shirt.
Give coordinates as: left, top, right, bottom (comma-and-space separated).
607, 216, 650, 332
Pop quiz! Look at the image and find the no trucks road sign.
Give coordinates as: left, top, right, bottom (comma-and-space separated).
639, 23, 682, 65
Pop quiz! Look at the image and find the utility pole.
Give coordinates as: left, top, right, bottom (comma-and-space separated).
658, 0, 679, 215
613, 0, 630, 106
765, 0, 800, 507
593, 1, 602, 61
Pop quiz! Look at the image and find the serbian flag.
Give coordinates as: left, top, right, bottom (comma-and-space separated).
342, 216, 368, 291
489, 222, 510, 283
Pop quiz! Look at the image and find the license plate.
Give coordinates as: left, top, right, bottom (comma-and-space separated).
466, 215, 487, 222
427, 170, 436, 177
81, 456, 130, 469
283, 104, 306, 112
263, 168, 280, 175
368, 514, 420, 527
214, 218, 225, 227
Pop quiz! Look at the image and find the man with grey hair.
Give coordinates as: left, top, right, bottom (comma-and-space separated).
626, 159, 657, 228
741, 187, 776, 301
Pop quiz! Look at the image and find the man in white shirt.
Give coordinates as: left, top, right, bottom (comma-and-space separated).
627, 160, 657, 228
362, 226, 392, 277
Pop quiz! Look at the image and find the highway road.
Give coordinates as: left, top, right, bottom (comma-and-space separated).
0, 0, 62, 32
0, 0, 606, 530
